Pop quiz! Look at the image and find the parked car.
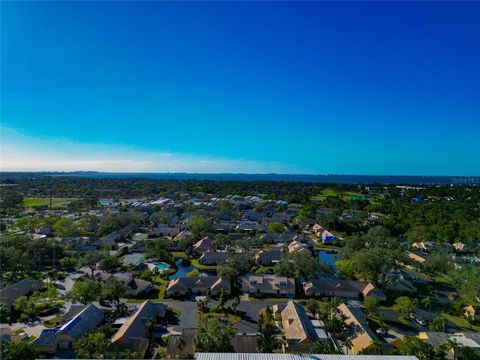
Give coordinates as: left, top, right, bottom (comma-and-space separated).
376, 328, 388, 335
415, 318, 426, 326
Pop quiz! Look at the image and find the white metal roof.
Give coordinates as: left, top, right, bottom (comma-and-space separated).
196, 354, 419, 360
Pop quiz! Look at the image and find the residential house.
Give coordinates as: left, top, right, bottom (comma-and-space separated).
59, 236, 96, 253
418, 332, 480, 360
166, 276, 231, 297
406, 251, 428, 264
94, 231, 121, 248
96, 272, 154, 298
277, 301, 319, 353
312, 224, 324, 237
195, 355, 418, 360
110, 300, 167, 357
0, 278, 44, 309
198, 251, 229, 266
34, 304, 104, 355
321, 230, 337, 244
167, 330, 258, 358
288, 240, 310, 254
303, 280, 386, 301
464, 305, 480, 322
166, 328, 196, 358
255, 248, 283, 266
149, 224, 171, 237
242, 275, 295, 297
412, 241, 436, 252
236, 221, 264, 233
173, 230, 193, 242
338, 303, 379, 354
193, 236, 215, 254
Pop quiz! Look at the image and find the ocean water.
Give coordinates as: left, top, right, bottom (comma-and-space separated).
48, 172, 479, 185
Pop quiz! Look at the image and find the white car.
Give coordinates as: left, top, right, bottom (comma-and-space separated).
415, 318, 426, 326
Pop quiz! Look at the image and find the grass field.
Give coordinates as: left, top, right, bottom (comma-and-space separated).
311, 188, 375, 202
23, 197, 77, 208
191, 259, 219, 271
441, 312, 480, 331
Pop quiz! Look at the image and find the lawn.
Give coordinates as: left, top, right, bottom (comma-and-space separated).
23, 197, 77, 208
43, 316, 61, 328
311, 188, 376, 202
248, 297, 290, 302
191, 259, 219, 271
171, 252, 187, 259
198, 312, 241, 325
441, 312, 480, 331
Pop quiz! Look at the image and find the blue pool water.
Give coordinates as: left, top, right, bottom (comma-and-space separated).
155, 262, 171, 272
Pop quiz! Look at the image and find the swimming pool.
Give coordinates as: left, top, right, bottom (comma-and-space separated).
155, 262, 171, 272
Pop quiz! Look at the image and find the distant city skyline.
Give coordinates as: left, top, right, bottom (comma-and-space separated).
2, 1, 480, 176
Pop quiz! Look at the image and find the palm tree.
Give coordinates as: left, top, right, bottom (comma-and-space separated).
421, 296, 433, 321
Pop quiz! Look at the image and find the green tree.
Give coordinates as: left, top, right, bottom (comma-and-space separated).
309, 341, 341, 354
68, 279, 103, 304
75, 330, 110, 359
363, 297, 380, 318
217, 288, 227, 312
306, 299, 320, 318
189, 215, 212, 238
393, 296, 417, 318
267, 222, 286, 234
53, 218, 79, 237
429, 317, 446, 332
274, 252, 332, 282
99, 255, 121, 274
0, 340, 38, 360
194, 317, 235, 352
102, 277, 127, 314
0, 187, 23, 211
257, 306, 280, 353
401, 336, 444, 360
81, 252, 108, 278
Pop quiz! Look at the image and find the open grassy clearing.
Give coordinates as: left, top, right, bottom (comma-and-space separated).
23, 197, 77, 208
441, 312, 480, 331
311, 188, 377, 202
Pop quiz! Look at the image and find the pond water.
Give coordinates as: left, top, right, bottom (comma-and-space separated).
318, 250, 341, 274
168, 258, 217, 279
97, 200, 113, 206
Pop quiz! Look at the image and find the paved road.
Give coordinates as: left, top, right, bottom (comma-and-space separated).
135, 299, 283, 334
237, 301, 280, 334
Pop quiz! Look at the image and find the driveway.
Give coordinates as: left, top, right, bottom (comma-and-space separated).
237, 301, 281, 334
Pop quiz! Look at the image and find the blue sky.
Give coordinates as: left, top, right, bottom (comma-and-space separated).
2, 1, 479, 175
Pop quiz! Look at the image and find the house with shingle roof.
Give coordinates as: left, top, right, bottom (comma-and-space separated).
304, 280, 386, 301
110, 300, 167, 357
193, 236, 215, 254
34, 304, 104, 355
242, 275, 295, 297
288, 240, 310, 254
0, 278, 44, 309
255, 248, 283, 266
278, 301, 319, 352
338, 303, 379, 354
166, 276, 231, 297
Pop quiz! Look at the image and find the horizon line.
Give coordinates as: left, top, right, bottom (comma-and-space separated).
1, 170, 479, 178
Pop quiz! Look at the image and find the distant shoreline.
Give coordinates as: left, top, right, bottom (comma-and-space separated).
1, 171, 479, 185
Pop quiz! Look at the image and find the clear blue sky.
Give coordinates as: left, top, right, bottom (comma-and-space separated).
2, 1, 479, 175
